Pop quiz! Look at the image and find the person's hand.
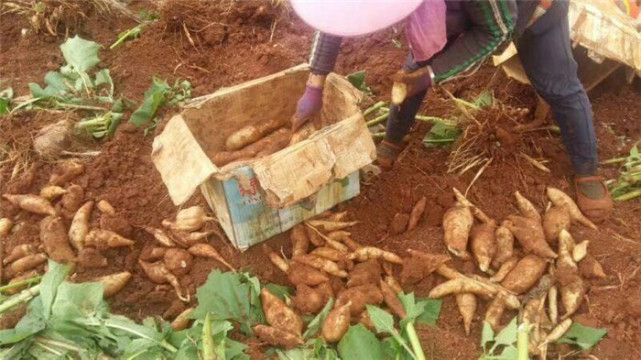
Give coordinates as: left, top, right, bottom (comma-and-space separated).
390, 66, 433, 101
292, 83, 323, 131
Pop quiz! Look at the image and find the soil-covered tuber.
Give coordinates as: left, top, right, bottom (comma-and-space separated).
443, 203, 474, 259
500, 255, 548, 294
40, 216, 76, 263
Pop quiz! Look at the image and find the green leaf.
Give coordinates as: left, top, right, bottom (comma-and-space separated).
40, 260, 72, 320
473, 91, 493, 108
303, 298, 334, 339
0, 87, 13, 114
414, 299, 442, 326
347, 70, 366, 89
50, 282, 106, 322
422, 122, 460, 148
481, 321, 495, 350
346, 70, 372, 94
0, 297, 45, 345
557, 323, 607, 350
191, 271, 264, 336
263, 283, 291, 301
493, 317, 518, 347
367, 305, 395, 334
498, 344, 518, 359
129, 77, 172, 126
399, 292, 441, 328
94, 68, 114, 102
29, 71, 70, 100
337, 325, 384, 360
60, 36, 101, 73
366, 305, 413, 357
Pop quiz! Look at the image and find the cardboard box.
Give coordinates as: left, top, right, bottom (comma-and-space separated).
151, 64, 376, 250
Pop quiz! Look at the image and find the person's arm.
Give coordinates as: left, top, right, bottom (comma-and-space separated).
292, 32, 342, 130
430, 0, 517, 82
309, 31, 342, 76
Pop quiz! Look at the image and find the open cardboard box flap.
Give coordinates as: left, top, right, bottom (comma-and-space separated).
152, 64, 375, 208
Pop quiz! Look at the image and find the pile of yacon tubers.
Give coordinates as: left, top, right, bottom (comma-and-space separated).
260, 211, 412, 347
429, 187, 604, 357
141, 205, 235, 302
1, 159, 233, 303
211, 117, 320, 167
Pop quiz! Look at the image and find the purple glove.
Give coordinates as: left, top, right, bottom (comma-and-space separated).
292, 83, 323, 131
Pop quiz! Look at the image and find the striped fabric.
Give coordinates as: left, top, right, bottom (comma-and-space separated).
528, 0, 555, 26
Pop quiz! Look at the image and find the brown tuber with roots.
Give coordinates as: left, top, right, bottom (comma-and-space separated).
492, 222, 514, 268
85, 229, 135, 250
292, 284, 325, 315
546, 187, 597, 229
290, 224, 309, 257
40, 185, 67, 201
6, 253, 47, 279
261, 288, 303, 336
253, 324, 304, 348
68, 201, 93, 250
514, 191, 542, 222
470, 221, 497, 272
162, 206, 215, 232
188, 243, 235, 272
336, 284, 384, 315
3, 245, 36, 265
139, 260, 188, 302
3, 194, 56, 216
287, 262, 329, 286
504, 215, 556, 259
49, 159, 85, 186
407, 196, 427, 231
443, 202, 474, 259
456, 293, 477, 336
40, 216, 76, 263
96, 271, 132, 298
500, 255, 548, 295
164, 248, 193, 276
322, 301, 352, 343
380, 279, 406, 318
542, 206, 571, 243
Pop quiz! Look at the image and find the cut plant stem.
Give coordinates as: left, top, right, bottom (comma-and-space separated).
415, 115, 456, 127
0, 283, 41, 314
372, 132, 386, 141
366, 113, 389, 127
614, 189, 641, 201
35, 337, 83, 353
202, 312, 215, 360
517, 321, 529, 360
0, 274, 42, 293
363, 101, 386, 117
601, 157, 626, 165
406, 322, 426, 360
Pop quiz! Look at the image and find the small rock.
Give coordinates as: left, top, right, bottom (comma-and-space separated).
360, 164, 382, 183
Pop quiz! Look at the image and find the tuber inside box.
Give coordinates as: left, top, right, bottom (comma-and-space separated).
179, 66, 363, 170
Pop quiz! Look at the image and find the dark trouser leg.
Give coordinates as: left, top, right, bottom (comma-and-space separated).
385, 53, 430, 144
385, 90, 428, 144
515, 0, 598, 176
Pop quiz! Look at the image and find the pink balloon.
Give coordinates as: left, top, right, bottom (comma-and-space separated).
291, 0, 423, 37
